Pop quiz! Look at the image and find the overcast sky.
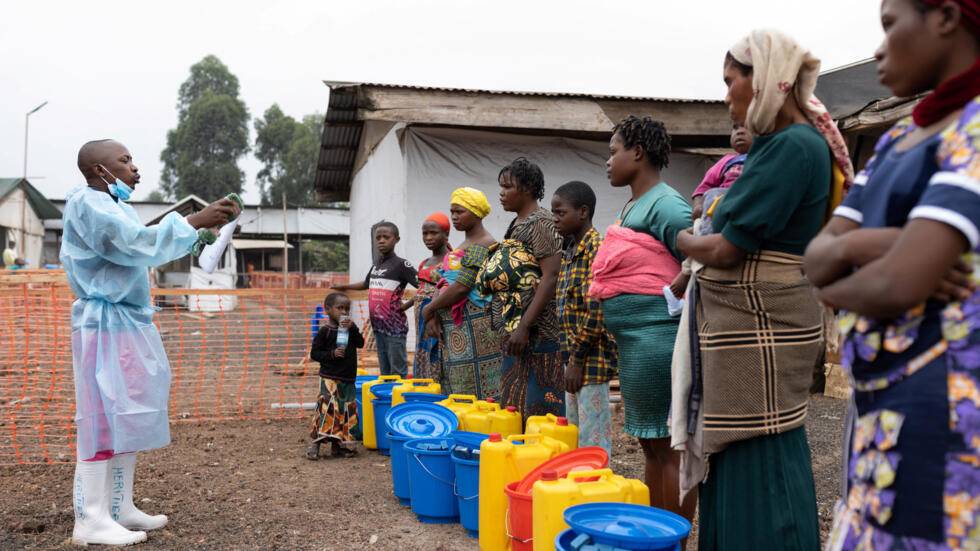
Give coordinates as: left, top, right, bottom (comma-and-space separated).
0, 0, 884, 204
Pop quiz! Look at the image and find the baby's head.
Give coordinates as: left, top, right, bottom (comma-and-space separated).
730, 123, 752, 155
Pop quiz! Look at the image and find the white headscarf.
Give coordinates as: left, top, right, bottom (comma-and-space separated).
729, 29, 854, 203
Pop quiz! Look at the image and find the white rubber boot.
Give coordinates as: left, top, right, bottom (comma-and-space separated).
71, 460, 147, 546
108, 453, 169, 531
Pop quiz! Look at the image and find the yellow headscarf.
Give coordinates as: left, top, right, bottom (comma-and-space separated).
450, 187, 491, 219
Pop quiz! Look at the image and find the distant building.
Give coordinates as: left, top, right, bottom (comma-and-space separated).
815, 58, 922, 171
312, 82, 734, 280
44, 195, 350, 287
0, 178, 62, 267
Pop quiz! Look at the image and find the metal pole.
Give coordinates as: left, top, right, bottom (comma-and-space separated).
297, 207, 303, 277
282, 192, 288, 289
23, 113, 29, 180
23, 101, 48, 179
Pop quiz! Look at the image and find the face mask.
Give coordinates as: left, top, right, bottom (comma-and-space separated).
98, 165, 134, 202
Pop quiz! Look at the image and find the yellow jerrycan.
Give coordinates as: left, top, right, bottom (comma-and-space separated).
361, 375, 401, 450
438, 394, 479, 429
525, 414, 578, 451
530, 469, 649, 551
463, 400, 500, 434
479, 433, 569, 551
391, 378, 441, 406
487, 405, 523, 439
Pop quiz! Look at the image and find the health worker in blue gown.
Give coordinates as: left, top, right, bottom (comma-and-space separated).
60, 139, 239, 546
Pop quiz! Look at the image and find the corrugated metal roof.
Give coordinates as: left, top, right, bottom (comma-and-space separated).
314, 85, 362, 201
322, 80, 724, 104
814, 59, 893, 119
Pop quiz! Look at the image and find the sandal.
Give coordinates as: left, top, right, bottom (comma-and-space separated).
305, 443, 321, 460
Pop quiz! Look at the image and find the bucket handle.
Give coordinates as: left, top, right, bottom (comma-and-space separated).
504, 508, 532, 544
452, 482, 478, 501
411, 452, 455, 487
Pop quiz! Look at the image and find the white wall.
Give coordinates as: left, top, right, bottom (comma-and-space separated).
0, 188, 45, 266
348, 123, 409, 283
346, 125, 717, 350
399, 126, 713, 267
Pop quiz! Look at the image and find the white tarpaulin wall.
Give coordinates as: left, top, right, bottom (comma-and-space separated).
402, 126, 712, 269
346, 125, 717, 349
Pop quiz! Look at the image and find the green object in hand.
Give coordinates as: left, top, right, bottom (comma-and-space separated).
190, 195, 241, 256
190, 228, 218, 257
226, 193, 244, 212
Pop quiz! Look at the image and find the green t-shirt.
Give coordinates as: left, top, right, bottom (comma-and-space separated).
620, 182, 692, 260
712, 124, 831, 255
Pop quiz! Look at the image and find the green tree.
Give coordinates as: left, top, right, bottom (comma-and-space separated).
301, 240, 349, 272
144, 189, 166, 202
254, 105, 321, 206
160, 55, 250, 201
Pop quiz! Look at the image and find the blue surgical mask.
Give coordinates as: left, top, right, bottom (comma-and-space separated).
98, 165, 133, 202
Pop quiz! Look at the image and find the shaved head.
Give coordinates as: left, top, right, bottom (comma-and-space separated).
77, 139, 126, 179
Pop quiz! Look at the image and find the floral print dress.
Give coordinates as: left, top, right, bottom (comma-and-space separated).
827, 100, 980, 550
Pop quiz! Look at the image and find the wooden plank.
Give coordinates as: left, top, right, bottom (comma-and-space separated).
596, 100, 733, 136
0, 270, 68, 286
357, 87, 731, 137
361, 88, 614, 133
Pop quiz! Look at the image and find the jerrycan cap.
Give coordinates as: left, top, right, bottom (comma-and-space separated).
540, 470, 560, 481
488, 433, 502, 442
506, 406, 517, 412
556, 417, 569, 426
485, 397, 496, 403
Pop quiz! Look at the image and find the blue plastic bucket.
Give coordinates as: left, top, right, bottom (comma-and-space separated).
450, 431, 487, 537
389, 432, 413, 505
385, 404, 459, 508
403, 392, 448, 403
353, 375, 378, 441
405, 438, 459, 524
451, 453, 480, 537
555, 528, 577, 551
371, 383, 399, 456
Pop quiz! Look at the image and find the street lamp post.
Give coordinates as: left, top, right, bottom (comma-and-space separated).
23, 101, 48, 179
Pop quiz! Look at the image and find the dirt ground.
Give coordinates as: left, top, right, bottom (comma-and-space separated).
0, 396, 846, 551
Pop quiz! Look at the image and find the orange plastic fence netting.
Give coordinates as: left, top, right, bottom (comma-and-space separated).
0, 277, 383, 465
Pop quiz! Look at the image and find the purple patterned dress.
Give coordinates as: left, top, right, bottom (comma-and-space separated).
827, 100, 980, 549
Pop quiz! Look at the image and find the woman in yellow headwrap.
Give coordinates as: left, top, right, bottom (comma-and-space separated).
421, 187, 503, 399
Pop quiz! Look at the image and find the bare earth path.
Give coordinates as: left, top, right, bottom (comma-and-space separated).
0, 396, 845, 551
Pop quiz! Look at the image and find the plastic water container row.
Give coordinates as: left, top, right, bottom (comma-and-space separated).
355, 375, 689, 550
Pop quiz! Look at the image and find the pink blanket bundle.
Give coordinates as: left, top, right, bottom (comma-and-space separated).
589, 224, 681, 300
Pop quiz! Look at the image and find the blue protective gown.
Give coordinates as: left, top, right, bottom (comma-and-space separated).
60, 186, 199, 460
